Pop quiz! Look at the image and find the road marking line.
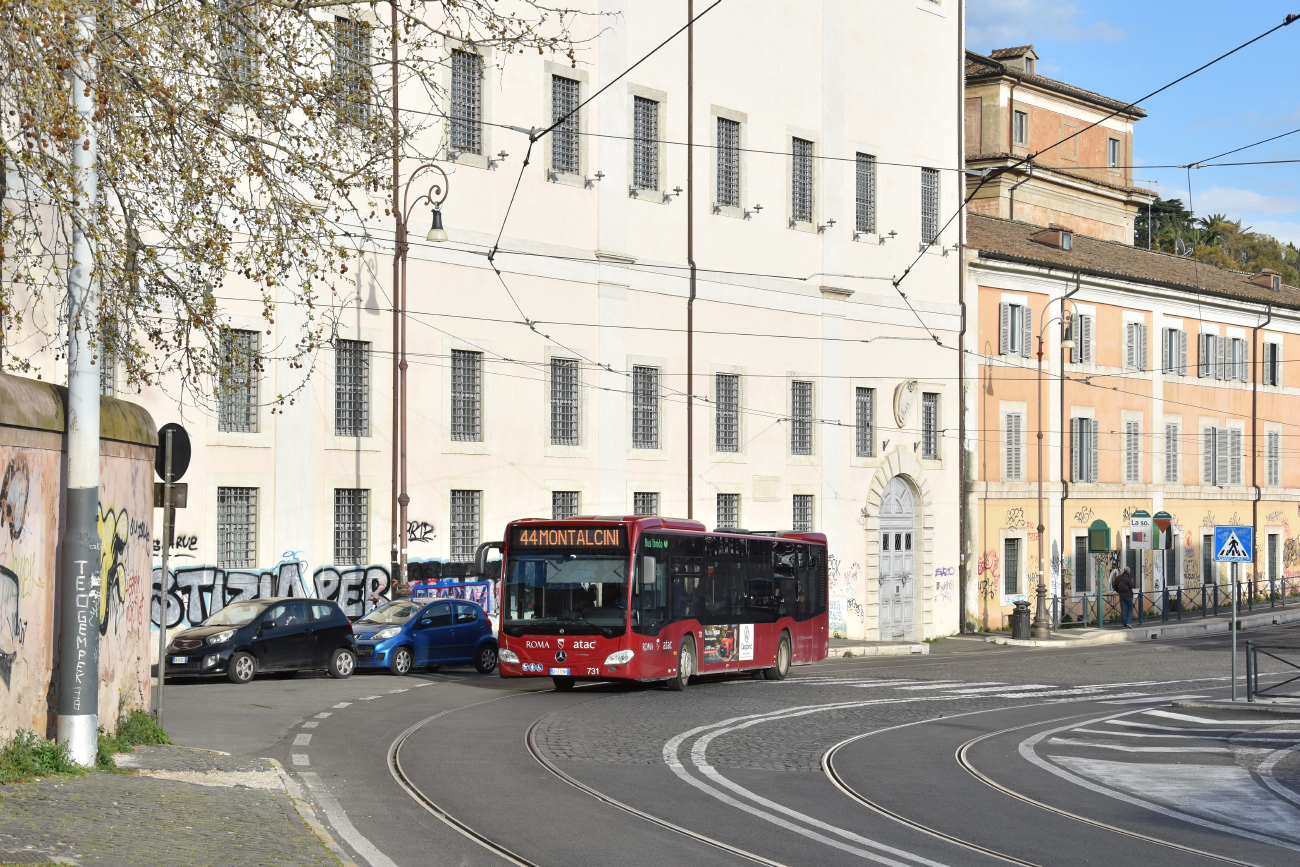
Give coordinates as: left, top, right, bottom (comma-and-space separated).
1101, 694, 1209, 705
294, 734, 312, 746
291, 753, 309, 766
302, 721, 319, 729
359, 695, 383, 701
1070, 727, 1300, 744
1145, 709, 1280, 725
315, 712, 332, 719
332, 702, 351, 708
388, 689, 409, 694
300, 770, 400, 867
948, 684, 1055, 694
892, 682, 985, 691
1112, 718, 1290, 734
1049, 738, 1229, 753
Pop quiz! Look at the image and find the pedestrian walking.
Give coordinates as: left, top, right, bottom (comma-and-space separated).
1113, 566, 1136, 628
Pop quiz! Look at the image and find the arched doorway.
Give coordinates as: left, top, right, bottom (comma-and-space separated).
878, 476, 915, 641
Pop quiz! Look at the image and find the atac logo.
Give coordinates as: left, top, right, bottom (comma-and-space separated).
573, 640, 596, 649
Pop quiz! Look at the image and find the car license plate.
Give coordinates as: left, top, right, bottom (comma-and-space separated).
549, 667, 570, 676
171, 656, 188, 664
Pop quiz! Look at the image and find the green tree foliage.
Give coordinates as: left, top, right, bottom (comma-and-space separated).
1134, 196, 1300, 286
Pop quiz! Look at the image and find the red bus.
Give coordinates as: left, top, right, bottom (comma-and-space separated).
495, 516, 829, 690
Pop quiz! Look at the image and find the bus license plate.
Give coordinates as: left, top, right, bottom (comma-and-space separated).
171, 656, 188, 664
549, 667, 570, 676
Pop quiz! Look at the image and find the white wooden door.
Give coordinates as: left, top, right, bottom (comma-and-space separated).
878, 476, 915, 641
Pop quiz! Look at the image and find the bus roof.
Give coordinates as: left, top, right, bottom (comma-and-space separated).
507, 515, 827, 545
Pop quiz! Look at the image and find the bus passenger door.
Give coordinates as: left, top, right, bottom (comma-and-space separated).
633, 555, 674, 675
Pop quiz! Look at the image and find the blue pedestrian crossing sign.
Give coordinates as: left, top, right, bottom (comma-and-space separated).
1213, 526, 1254, 563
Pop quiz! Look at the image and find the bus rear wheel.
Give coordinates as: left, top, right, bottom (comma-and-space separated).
765, 633, 791, 681
667, 638, 694, 692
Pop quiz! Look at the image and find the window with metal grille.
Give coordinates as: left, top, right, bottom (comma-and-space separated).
790, 381, 813, 455
792, 495, 814, 533
1165, 423, 1180, 483
451, 349, 482, 441
1073, 535, 1089, 593
450, 490, 480, 561
333, 488, 368, 566
1125, 420, 1141, 483
333, 16, 371, 125
1270, 533, 1281, 583
218, 0, 256, 90
855, 153, 876, 234
450, 50, 483, 154
219, 329, 259, 433
921, 392, 939, 460
717, 493, 739, 530
1268, 430, 1281, 487
855, 387, 875, 457
715, 373, 739, 453
550, 358, 579, 445
1071, 417, 1098, 482
217, 487, 258, 568
633, 492, 659, 516
552, 490, 579, 520
633, 96, 659, 190
1202, 533, 1215, 585
632, 366, 659, 449
551, 75, 580, 175
1004, 412, 1022, 481
716, 117, 740, 207
920, 167, 940, 245
1004, 537, 1020, 596
790, 137, 814, 224
335, 339, 370, 437
99, 344, 116, 396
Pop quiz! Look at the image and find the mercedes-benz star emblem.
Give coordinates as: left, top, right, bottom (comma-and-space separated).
555, 651, 567, 663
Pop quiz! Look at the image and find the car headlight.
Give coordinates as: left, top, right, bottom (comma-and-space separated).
603, 649, 634, 666
498, 648, 519, 664
370, 627, 401, 641
206, 630, 235, 645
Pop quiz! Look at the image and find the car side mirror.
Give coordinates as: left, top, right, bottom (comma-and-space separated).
641, 556, 656, 586
419, 618, 433, 628
261, 620, 276, 631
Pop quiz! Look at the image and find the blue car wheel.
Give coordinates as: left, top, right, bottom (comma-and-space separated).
389, 646, 414, 676
475, 644, 497, 674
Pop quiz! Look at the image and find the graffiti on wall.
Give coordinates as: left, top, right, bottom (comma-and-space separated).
0, 565, 23, 688
1073, 505, 1094, 525
153, 534, 199, 558
827, 555, 865, 638
1004, 508, 1029, 529
407, 521, 436, 544
976, 550, 1000, 599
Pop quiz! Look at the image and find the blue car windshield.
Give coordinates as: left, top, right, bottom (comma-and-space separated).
357, 600, 423, 625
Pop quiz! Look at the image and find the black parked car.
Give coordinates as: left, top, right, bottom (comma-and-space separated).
166, 598, 357, 684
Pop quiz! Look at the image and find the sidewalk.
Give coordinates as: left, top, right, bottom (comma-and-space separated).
0, 745, 351, 867
979, 603, 1300, 648
829, 638, 929, 657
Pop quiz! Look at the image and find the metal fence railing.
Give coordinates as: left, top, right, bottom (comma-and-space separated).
1246, 640, 1300, 702
1051, 575, 1300, 629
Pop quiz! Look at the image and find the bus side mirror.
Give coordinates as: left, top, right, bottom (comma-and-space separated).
641, 557, 657, 586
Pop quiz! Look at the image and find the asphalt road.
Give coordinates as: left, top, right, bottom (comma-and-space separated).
163, 625, 1300, 867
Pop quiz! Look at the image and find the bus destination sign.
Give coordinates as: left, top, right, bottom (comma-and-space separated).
510, 525, 627, 551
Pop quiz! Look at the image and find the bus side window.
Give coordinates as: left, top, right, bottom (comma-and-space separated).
773, 543, 797, 619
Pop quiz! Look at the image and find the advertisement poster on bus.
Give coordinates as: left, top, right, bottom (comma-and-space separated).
703, 625, 738, 663
738, 623, 754, 661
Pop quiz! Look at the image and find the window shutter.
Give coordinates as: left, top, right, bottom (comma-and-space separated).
1178, 330, 1187, 376
1275, 343, 1283, 387
1240, 340, 1249, 383
1216, 336, 1226, 380
1089, 421, 1099, 483
1072, 321, 1082, 364
1021, 305, 1033, 358
1139, 324, 1149, 371
1198, 333, 1209, 377
1000, 303, 1010, 355
1005, 413, 1021, 481
1263, 343, 1274, 386
1268, 431, 1281, 487
1229, 427, 1242, 486
1203, 426, 1216, 485
1125, 323, 1135, 369
1084, 316, 1093, 363
1165, 423, 1178, 483
1216, 426, 1231, 486
1162, 329, 1173, 373
1071, 417, 1081, 482
1125, 422, 1136, 482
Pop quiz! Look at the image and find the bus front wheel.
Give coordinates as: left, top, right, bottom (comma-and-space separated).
667, 638, 695, 692
553, 676, 576, 691
765, 633, 792, 681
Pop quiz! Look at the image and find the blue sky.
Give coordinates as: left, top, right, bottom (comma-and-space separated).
967, 0, 1300, 245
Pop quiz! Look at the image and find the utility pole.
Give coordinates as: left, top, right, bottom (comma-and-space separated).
685, 0, 696, 520
389, 0, 404, 592
57, 12, 102, 767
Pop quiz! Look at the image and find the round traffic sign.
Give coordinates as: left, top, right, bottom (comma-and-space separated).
155, 422, 191, 481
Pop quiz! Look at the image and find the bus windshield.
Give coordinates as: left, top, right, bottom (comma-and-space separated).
503, 552, 628, 636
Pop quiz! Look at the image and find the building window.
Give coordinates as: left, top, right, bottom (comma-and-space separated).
716, 117, 741, 208
791, 137, 815, 224
333, 16, 371, 125
920, 167, 940, 245
633, 492, 659, 516
855, 153, 876, 235
1013, 110, 1027, 145
1004, 412, 1023, 481
217, 487, 258, 568
999, 301, 1031, 357
450, 50, 483, 155
632, 96, 659, 191
335, 339, 370, 437
450, 490, 480, 561
1124, 322, 1148, 371
1004, 537, 1020, 596
1108, 137, 1120, 168
1070, 313, 1093, 364
717, 493, 740, 530
550, 358, 579, 446
99, 344, 116, 396
632, 366, 659, 449
552, 490, 579, 520
1268, 431, 1281, 487
921, 392, 939, 460
451, 349, 482, 441
1202, 425, 1243, 487
790, 380, 813, 456
1165, 423, 1180, 483
1071, 417, 1098, 482
333, 488, 368, 566
551, 74, 581, 176
1202, 533, 1215, 585
792, 494, 814, 533
1269, 533, 1281, 584
1162, 328, 1187, 375
1125, 420, 1142, 483
715, 373, 739, 453
1225, 337, 1249, 382
218, 329, 260, 433
218, 0, 257, 91
1264, 341, 1282, 386
1073, 535, 1089, 593
855, 387, 875, 458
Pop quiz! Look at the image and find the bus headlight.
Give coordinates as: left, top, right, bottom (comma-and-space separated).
499, 648, 519, 664
603, 649, 634, 666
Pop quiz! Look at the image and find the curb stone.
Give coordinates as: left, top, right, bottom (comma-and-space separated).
269, 759, 360, 867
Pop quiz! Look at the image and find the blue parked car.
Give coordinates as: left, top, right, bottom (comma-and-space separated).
353, 598, 498, 675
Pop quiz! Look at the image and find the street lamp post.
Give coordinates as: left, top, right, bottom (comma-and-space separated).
1032, 297, 1077, 639
392, 163, 449, 596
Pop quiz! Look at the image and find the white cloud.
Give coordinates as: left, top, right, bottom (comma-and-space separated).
1196, 187, 1300, 217
967, 0, 1124, 52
